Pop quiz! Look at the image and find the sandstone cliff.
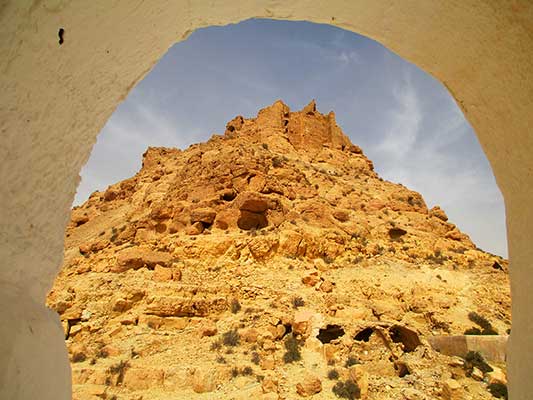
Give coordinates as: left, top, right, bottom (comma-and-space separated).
48, 100, 510, 400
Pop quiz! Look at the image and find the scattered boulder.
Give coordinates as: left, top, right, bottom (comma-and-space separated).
114, 248, 172, 272
430, 206, 448, 221
190, 207, 217, 225
238, 210, 268, 230
302, 272, 320, 287
153, 264, 181, 282
198, 320, 218, 337
186, 221, 205, 235
296, 375, 322, 397
262, 375, 279, 394
442, 379, 463, 400
191, 369, 217, 393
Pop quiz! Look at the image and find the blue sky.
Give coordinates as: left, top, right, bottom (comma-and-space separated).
76, 19, 507, 257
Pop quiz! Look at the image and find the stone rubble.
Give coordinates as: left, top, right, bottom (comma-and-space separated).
47, 100, 510, 400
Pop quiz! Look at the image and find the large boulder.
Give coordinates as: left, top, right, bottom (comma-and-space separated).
113, 248, 172, 272
190, 207, 217, 225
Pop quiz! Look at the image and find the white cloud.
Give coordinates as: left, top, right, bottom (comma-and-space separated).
377, 74, 421, 158
73, 99, 201, 205
368, 70, 507, 256
337, 50, 361, 65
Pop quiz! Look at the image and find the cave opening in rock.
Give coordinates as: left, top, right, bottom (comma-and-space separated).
389, 325, 422, 353
354, 327, 374, 342
317, 324, 345, 344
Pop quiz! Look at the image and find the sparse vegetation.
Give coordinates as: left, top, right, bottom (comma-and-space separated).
216, 355, 226, 364
427, 250, 448, 265
283, 335, 301, 363
463, 351, 493, 375
292, 296, 305, 309
332, 379, 361, 399
230, 298, 241, 314
322, 255, 334, 264
107, 360, 129, 385
426, 312, 451, 333
262, 143, 269, 150
71, 352, 86, 363
327, 369, 340, 380
487, 382, 508, 399
466, 311, 498, 335
230, 366, 254, 378
464, 327, 483, 335
96, 343, 109, 359
344, 356, 360, 367
272, 156, 284, 168
210, 339, 222, 351
251, 352, 261, 365
222, 329, 240, 347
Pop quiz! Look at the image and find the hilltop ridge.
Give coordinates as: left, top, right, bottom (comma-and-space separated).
49, 100, 510, 400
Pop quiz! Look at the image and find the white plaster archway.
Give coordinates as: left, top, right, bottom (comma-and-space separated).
1, 2, 532, 399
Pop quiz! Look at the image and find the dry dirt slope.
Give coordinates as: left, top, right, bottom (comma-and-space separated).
47, 100, 510, 400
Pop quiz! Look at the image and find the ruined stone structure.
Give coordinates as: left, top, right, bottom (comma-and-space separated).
0, 1, 532, 399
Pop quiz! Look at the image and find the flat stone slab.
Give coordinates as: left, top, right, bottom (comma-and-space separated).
428, 335, 508, 363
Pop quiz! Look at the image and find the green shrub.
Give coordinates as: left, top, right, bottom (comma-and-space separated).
344, 356, 359, 367
230, 299, 241, 314
222, 329, 240, 347
272, 156, 284, 168
210, 339, 222, 351
487, 382, 508, 399
322, 255, 334, 264
332, 379, 361, 399
108, 360, 129, 385
251, 352, 261, 365
292, 296, 305, 309
464, 327, 482, 335
230, 366, 254, 378
464, 351, 493, 375
468, 312, 498, 335
283, 335, 301, 363
327, 369, 339, 380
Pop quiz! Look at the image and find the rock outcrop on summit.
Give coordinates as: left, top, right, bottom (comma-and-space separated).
48, 101, 510, 400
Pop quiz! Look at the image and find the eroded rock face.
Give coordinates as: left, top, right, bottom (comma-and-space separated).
47, 100, 510, 400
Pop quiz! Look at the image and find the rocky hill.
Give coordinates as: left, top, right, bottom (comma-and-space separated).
47, 100, 510, 400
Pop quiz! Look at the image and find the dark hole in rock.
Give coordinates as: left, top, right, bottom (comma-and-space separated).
389, 228, 407, 240
389, 325, 421, 352
227, 125, 235, 132
281, 323, 292, 339
317, 324, 345, 344
201, 221, 213, 229
237, 210, 268, 230
394, 361, 410, 377
222, 191, 236, 201
492, 261, 504, 271
58, 28, 65, 45
354, 327, 374, 342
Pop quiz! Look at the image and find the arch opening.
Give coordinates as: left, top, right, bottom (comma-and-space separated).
43, 19, 512, 400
